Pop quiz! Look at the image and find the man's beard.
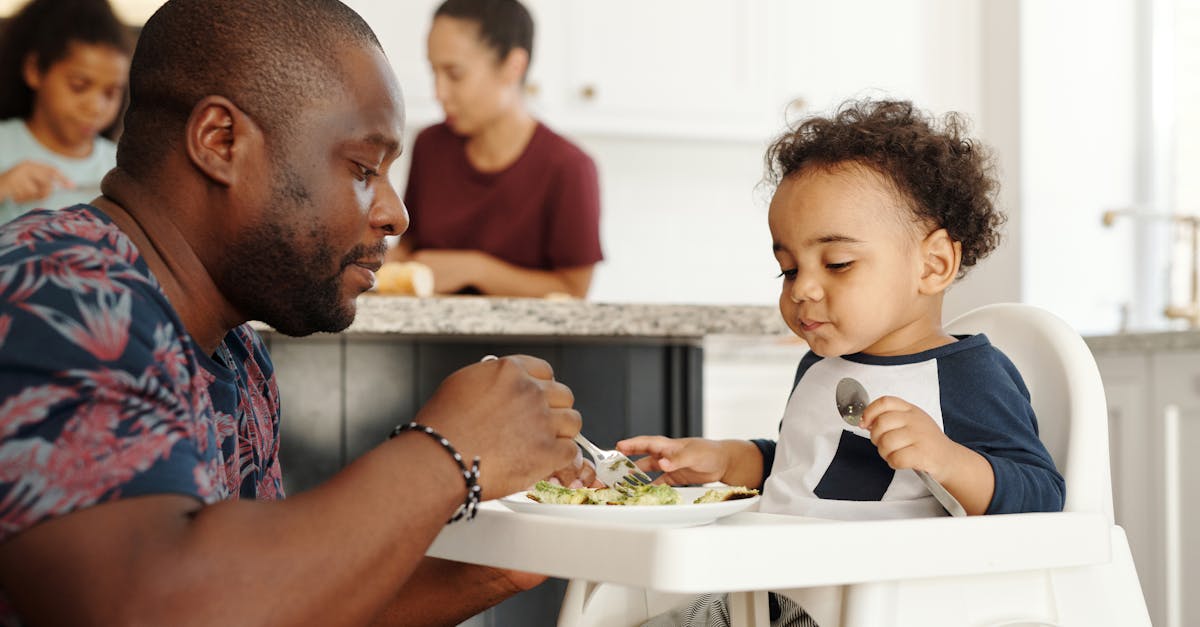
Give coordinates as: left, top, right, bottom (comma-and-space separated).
216, 168, 373, 337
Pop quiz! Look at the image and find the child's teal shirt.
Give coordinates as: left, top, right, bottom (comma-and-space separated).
0, 117, 117, 225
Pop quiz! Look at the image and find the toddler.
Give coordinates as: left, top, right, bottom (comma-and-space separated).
622, 99, 1065, 627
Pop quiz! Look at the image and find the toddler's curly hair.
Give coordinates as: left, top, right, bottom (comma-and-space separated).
765, 99, 1004, 277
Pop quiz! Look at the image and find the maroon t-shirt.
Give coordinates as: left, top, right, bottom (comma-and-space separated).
403, 122, 603, 271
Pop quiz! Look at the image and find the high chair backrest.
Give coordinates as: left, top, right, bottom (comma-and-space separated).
945, 303, 1113, 522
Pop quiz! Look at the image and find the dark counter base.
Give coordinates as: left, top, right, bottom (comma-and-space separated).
264, 334, 704, 626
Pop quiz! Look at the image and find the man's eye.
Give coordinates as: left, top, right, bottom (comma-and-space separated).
826, 261, 854, 271
776, 269, 797, 280
355, 164, 379, 181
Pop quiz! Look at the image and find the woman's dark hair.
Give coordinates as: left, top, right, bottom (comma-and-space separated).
435, 0, 533, 79
765, 99, 1004, 277
0, 0, 133, 136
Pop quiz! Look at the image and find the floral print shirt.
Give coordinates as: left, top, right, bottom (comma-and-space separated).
0, 205, 283, 624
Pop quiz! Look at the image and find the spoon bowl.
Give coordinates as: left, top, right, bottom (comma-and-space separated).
833, 376, 968, 517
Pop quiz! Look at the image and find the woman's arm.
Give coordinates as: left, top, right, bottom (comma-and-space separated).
413, 248, 594, 298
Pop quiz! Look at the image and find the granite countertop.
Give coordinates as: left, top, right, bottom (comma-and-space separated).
258, 295, 791, 338
1085, 329, 1200, 353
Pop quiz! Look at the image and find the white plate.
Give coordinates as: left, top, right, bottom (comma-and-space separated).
499, 487, 759, 526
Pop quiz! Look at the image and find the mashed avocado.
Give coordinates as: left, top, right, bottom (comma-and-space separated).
526, 480, 680, 505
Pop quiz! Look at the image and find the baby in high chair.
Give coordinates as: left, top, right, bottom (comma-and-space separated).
622, 99, 1065, 627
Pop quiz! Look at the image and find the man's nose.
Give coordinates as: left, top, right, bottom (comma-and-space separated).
370, 179, 408, 237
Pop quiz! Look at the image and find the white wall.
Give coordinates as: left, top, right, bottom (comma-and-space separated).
1018, 0, 1143, 334
22, 0, 1158, 332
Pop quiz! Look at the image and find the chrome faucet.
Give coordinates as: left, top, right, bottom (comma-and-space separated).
1103, 209, 1200, 328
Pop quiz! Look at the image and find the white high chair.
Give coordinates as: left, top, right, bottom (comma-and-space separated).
557, 303, 1150, 627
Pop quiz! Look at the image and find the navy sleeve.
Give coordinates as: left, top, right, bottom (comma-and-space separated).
938, 343, 1065, 514
751, 438, 776, 488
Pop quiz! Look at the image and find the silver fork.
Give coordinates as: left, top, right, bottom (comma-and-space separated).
574, 433, 654, 490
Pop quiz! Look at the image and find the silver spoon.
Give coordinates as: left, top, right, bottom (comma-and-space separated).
835, 377, 967, 517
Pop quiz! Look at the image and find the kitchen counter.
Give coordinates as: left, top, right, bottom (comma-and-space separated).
1084, 328, 1200, 353
280, 295, 790, 338
263, 297, 790, 493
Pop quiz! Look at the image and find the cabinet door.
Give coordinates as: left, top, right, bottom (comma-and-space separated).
342, 0, 443, 125
552, 0, 771, 139
770, 0, 982, 119
1151, 351, 1200, 627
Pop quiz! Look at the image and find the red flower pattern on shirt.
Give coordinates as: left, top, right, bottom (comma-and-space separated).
0, 206, 284, 624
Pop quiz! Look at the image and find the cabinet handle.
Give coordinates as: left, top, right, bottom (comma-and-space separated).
580, 84, 597, 100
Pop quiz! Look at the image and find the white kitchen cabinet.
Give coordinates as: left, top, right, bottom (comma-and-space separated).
342, 0, 441, 124
1149, 351, 1200, 627
535, 0, 772, 140
768, 0, 982, 120
341, 0, 983, 142
1094, 344, 1200, 627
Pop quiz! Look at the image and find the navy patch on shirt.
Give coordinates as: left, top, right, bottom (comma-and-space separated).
814, 430, 894, 500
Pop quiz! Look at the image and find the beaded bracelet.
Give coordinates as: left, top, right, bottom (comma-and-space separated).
389, 422, 481, 522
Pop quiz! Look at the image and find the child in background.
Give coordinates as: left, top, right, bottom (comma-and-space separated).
0, 0, 131, 224
622, 100, 1065, 627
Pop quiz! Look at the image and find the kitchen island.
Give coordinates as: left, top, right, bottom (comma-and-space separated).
259, 296, 788, 494
257, 296, 788, 626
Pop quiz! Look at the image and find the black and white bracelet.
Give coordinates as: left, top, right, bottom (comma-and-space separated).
389, 422, 482, 522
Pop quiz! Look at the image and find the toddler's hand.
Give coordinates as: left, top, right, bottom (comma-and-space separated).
0, 161, 73, 204
859, 396, 957, 481
616, 436, 729, 486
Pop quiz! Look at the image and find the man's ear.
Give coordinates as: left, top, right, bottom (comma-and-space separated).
918, 228, 962, 295
184, 96, 263, 188
22, 54, 41, 90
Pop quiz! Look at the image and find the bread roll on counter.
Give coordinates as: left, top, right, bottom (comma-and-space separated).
373, 261, 434, 297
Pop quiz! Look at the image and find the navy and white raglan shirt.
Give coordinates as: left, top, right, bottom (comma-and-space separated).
753, 335, 1064, 520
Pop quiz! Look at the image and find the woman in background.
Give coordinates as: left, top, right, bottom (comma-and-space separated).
0, 0, 131, 224
391, 0, 603, 298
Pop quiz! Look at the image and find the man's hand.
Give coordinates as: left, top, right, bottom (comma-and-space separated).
414, 355, 582, 500
0, 161, 72, 203
859, 396, 958, 482
545, 447, 600, 488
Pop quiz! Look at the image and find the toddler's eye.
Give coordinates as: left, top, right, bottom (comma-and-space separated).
826, 261, 854, 271
776, 268, 797, 280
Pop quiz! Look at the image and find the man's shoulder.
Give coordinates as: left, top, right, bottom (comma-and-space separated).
0, 205, 141, 269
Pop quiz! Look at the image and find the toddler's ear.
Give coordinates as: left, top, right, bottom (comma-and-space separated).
918, 228, 960, 295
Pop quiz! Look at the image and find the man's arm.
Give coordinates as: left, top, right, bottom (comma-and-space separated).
370, 558, 540, 627
0, 356, 581, 627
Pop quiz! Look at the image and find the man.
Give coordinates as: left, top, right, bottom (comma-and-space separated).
0, 0, 584, 624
